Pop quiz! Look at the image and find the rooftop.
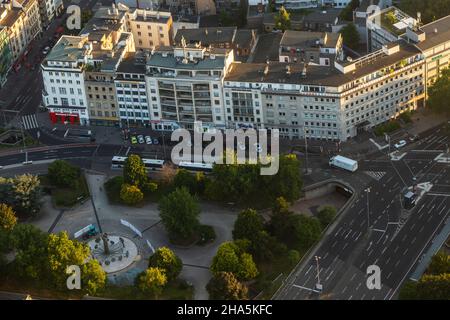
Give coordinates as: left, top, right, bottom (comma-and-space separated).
0, 7, 21, 28
226, 40, 423, 87
414, 15, 450, 51
280, 30, 340, 48
303, 9, 340, 24
147, 51, 226, 71
174, 27, 237, 46
44, 36, 89, 63
116, 52, 147, 75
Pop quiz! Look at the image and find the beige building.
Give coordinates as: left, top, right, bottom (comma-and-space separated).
127, 9, 173, 51
0, 0, 41, 61
404, 15, 450, 88
80, 5, 136, 126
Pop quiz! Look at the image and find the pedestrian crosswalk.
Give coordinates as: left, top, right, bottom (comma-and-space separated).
21, 114, 39, 130
364, 171, 386, 181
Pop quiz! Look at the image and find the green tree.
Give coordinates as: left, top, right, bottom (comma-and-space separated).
120, 183, 144, 205
0, 204, 17, 231
104, 176, 124, 201
270, 154, 302, 202
11, 174, 41, 217
415, 273, 450, 299
399, 0, 450, 24
268, 202, 297, 246
317, 206, 337, 228
206, 271, 248, 300
427, 68, 450, 115
173, 169, 199, 195
427, 251, 450, 275
10, 224, 49, 280
293, 215, 323, 250
339, 0, 360, 21
210, 242, 258, 281
232, 209, 264, 242
148, 247, 183, 281
123, 154, 148, 188
48, 160, 80, 188
81, 259, 107, 295
287, 249, 300, 266
340, 23, 360, 50
47, 232, 91, 289
159, 187, 200, 242
399, 280, 419, 299
275, 6, 291, 31
136, 267, 167, 297
272, 196, 290, 215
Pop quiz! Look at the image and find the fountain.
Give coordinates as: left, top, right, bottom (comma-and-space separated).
88, 233, 138, 273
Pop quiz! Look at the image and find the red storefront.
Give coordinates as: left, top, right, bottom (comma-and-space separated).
49, 112, 80, 124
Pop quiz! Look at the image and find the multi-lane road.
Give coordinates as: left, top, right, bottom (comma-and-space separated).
275, 124, 450, 300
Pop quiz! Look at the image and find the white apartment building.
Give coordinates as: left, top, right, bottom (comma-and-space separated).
145, 46, 234, 130
274, 0, 318, 10
114, 52, 150, 128
224, 40, 426, 141
41, 36, 90, 125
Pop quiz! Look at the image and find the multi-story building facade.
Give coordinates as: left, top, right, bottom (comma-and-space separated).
146, 46, 234, 130
274, 0, 318, 10
41, 36, 91, 125
127, 9, 173, 51
0, 26, 12, 87
115, 52, 150, 128
79, 5, 135, 126
367, 6, 416, 52
403, 15, 450, 96
224, 40, 425, 141
0, 0, 42, 61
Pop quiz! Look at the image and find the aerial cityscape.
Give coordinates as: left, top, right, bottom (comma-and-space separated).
0, 0, 449, 304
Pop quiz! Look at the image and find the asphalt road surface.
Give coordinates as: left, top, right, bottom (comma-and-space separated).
275, 124, 450, 300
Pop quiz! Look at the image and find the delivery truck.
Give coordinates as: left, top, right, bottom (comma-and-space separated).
329, 155, 358, 172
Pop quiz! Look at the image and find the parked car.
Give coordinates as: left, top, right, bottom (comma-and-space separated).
145, 136, 152, 144
394, 140, 407, 149
409, 134, 419, 142
131, 136, 138, 144
153, 138, 159, 145
137, 135, 145, 144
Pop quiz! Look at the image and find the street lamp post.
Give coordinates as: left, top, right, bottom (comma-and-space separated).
19, 118, 28, 163
365, 187, 371, 230
315, 255, 322, 292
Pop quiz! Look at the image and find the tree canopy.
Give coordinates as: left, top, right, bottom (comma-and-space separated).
48, 160, 81, 188
207, 271, 248, 300
123, 154, 148, 188
136, 267, 167, 297
120, 183, 144, 205
0, 174, 41, 217
210, 241, 258, 281
427, 68, 450, 116
340, 23, 360, 50
0, 204, 17, 231
158, 187, 201, 242
399, 0, 450, 24
275, 6, 291, 31
148, 247, 183, 281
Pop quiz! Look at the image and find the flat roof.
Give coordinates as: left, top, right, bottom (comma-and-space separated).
44, 36, 88, 63
147, 52, 225, 70
280, 30, 340, 48
415, 15, 450, 51
116, 53, 146, 74
226, 40, 422, 87
174, 27, 236, 46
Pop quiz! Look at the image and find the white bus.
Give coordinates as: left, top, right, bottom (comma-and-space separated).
178, 161, 213, 173
111, 156, 127, 168
111, 156, 165, 171
142, 158, 165, 171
